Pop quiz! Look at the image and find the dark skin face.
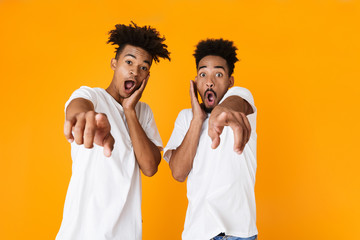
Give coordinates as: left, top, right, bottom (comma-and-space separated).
195, 55, 234, 112
106, 44, 152, 105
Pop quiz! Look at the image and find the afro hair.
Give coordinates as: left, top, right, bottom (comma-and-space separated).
107, 21, 170, 63
194, 39, 238, 76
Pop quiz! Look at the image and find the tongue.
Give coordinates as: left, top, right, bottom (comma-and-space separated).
125, 81, 134, 90
208, 94, 214, 102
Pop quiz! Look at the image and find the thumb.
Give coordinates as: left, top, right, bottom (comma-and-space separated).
211, 136, 221, 149
103, 134, 115, 157
208, 127, 221, 149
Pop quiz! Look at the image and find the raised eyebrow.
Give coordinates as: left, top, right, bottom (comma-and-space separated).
198, 65, 207, 70
214, 66, 225, 71
143, 60, 151, 66
124, 54, 136, 59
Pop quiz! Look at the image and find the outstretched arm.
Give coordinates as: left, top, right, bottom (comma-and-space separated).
208, 95, 253, 154
122, 76, 161, 177
64, 98, 115, 157
168, 80, 207, 182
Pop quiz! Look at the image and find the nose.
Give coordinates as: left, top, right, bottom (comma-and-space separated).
130, 68, 139, 78
205, 78, 214, 88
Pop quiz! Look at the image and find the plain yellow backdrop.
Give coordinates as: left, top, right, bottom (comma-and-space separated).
1, 0, 359, 239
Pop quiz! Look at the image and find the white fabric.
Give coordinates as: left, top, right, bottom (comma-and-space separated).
56, 86, 162, 240
164, 87, 258, 240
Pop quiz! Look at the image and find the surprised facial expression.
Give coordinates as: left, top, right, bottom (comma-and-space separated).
109, 45, 152, 102
195, 55, 234, 112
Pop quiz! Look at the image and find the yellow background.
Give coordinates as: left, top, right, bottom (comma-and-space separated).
1, 0, 359, 239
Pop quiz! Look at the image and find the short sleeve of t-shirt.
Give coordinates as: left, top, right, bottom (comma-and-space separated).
163, 109, 191, 162
219, 86, 257, 132
64, 86, 98, 112
219, 86, 256, 114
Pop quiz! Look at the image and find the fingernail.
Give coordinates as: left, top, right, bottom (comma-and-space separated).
104, 149, 111, 157
68, 139, 73, 143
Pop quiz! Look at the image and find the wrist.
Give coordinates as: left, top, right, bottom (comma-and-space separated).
123, 102, 135, 111
124, 108, 136, 118
191, 117, 205, 126
212, 105, 226, 113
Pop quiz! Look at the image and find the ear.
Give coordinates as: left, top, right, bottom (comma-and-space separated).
111, 58, 117, 70
229, 76, 234, 88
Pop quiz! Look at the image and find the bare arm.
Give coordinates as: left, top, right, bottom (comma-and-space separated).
122, 77, 161, 177
208, 95, 253, 154
217, 95, 253, 116
64, 98, 115, 157
168, 81, 206, 182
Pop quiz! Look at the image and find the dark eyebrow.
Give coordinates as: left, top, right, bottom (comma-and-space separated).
198, 65, 225, 71
124, 54, 151, 66
214, 66, 225, 70
124, 54, 136, 59
198, 65, 207, 70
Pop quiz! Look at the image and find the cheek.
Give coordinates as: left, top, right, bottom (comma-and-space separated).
195, 79, 204, 89
118, 66, 129, 76
141, 70, 150, 78
198, 88, 206, 99
218, 80, 230, 89
139, 72, 146, 80
217, 84, 230, 99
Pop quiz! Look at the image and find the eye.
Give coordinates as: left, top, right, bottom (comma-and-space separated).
216, 72, 223, 77
199, 72, 206, 77
141, 66, 148, 71
125, 60, 132, 65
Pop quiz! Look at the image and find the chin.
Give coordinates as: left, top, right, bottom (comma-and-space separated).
204, 106, 214, 113
119, 90, 132, 99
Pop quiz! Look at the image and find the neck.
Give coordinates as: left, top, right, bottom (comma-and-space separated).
106, 83, 124, 105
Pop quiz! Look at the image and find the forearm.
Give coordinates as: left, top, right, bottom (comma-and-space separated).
169, 118, 203, 182
66, 98, 94, 119
217, 96, 253, 115
124, 110, 161, 177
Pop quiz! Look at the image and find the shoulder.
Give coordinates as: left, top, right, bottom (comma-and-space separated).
173, 109, 193, 127
70, 86, 102, 98
65, 86, 101, 111
222, 86, 256, 113
177, 108, 192, 119
76, 86, 98, 93
223, 87, 254, 102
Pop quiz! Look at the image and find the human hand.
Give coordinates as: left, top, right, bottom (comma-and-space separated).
64, 111, 115, 157
122, 74, 149, 111
208, 106, 251, 154
190, 80, 206, 122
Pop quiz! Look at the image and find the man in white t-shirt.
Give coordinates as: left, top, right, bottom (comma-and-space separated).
56, 22, 170, 240
164, 39, 258, 240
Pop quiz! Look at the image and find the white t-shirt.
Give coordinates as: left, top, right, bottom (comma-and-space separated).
56, 86, 163, 240
164, 87, 258, 240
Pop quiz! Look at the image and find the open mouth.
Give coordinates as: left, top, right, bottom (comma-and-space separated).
204, 89, 216, 107
124, 80, 136, 93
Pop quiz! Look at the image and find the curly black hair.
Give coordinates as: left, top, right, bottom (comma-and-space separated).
194, 39, 238, 76
107, 22, 170, 63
